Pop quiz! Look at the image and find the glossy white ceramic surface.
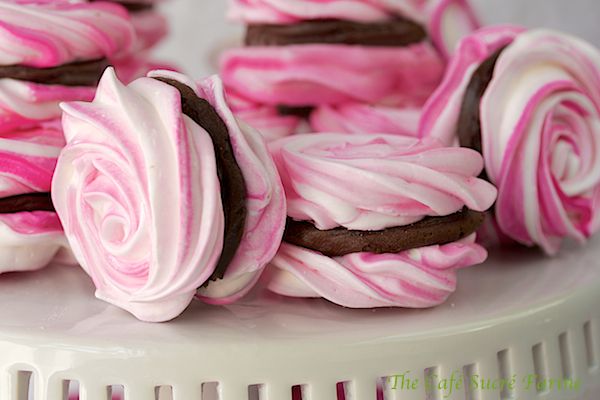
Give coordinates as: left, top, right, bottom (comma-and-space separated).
0, 236, 599, 399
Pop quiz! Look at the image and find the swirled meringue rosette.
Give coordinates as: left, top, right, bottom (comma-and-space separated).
265, 134, 497, 308
0, 123, 67, 274
52, 68, 285, 322
0, 0, 134, 132
419, 26, 600, 254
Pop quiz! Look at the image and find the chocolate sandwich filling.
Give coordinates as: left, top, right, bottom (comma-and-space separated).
245, 17, 427, 47
249, 18, 426, 118
284, 208, 485, 257
0, 58, 109, 87
456, 47, 506, 157
0, 193, 54, 214
155, 78, 248, 282
90, 0, 154, 12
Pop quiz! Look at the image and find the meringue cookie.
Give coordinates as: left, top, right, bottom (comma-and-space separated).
310, 103, 421, 136
228, 0, 428, 25
229, 0, 479, 58
0, 0, 134, 131
0, 123, 66, 274
53, 68, 285, 321
419, 27, 600, 254
221, 43, 443, 107
0, 0, 134, 68
265, 134, 496, 308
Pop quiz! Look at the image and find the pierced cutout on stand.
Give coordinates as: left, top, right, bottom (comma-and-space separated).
248, 383, 264, 400
424, 367, 441, 400
584, 320, 598, 370
63, 380, 79, 400
108, 384, 124, 400
462, 364, 478, 400
291, 384, 305, 400
202, 382, 219, 400
155, 385, 173, 400
17, 370, 32, 400
532, 343, 548, 393
559, 332, 574, 379
334, 381, 348, 400
497, 349, 513, 400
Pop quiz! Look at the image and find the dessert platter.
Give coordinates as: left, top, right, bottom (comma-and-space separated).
0, 238, 599, 400
0, 1, 599, 399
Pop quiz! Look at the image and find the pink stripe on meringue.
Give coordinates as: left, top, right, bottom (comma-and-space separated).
0, 0, 134, 67
0, 79, 97, 133
418, 25, 524, 145
228, 0, 429, 24
310, 103, 421, 136
0, 122, 66, 275
53, 68, 225, 322
221, 43, 444, 107
270, 134, 496, 231
168, 72, 287, 305
267, 234, 486, 308
427, 0, 480, 59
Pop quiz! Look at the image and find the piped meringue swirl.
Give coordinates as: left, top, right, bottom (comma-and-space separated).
53, 69, 285, 320
266, 133, 495, 308
53, 68, 225, 322
483, 30, 600, 254
270, 134, 497, 231
420, 27, 600, 254
0, 0, 134, 68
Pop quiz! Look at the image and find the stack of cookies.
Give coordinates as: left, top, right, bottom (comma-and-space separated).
221, 0, 481, 141
0, 0, 134, 274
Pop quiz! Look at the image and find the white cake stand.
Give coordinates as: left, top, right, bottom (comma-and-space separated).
0, 238, 599, 400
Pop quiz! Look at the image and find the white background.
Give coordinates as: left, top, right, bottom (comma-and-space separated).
154, 0, 600, 77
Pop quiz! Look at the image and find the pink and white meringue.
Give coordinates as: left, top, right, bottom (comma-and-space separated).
221, 43, 444, 108
0, 123, 66, 274
0, 0, 134, 68
228, 0, 480, 58
419, 27, 600, 254
0, 80, 96, 134
268, 236, 486, 308
0, 0, 134, 131
310, 103, 421, 136
225, 88, 306, 142
265, 134, 496, 308
52, 68, 285, 321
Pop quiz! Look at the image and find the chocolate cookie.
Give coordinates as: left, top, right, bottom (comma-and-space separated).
276, 105, 314, 118
245, 18, 427, 47
0, 59, 109, 87
90, 0, 154, 12
456, 47, 506, 155
0, 193, 54, 214
155, 77, 248, 281
284, 208, 485, 257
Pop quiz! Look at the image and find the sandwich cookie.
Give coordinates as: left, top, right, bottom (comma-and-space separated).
52, 68, 285, 322
266, 134, 497, 308
0, 0, 134, 132
0, 123, 67, 274
419, 26, 600, 254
